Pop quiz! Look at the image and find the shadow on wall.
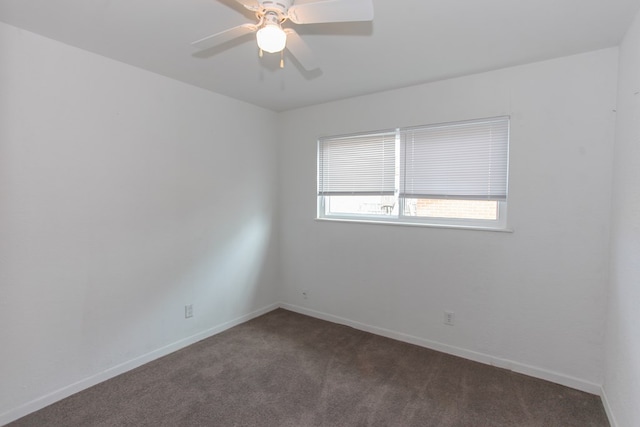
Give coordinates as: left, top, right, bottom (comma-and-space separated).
76, 208, 277, 373
184, 212, 276, 320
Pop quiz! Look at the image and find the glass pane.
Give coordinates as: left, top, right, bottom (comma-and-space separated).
403, 198, 498, 220
325, 195, 398, 216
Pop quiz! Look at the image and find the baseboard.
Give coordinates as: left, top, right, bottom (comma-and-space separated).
279, 303, 602, 395
0, 303, 280, 426
600, 386, 619, 427
2, 302, 607, 426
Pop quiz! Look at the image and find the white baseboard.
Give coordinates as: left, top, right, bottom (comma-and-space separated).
2, 302, 610, 426
279, 303, 603, 396
600, 387, 619, 427
0, 303, 279, 426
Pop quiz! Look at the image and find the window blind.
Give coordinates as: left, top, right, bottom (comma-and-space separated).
400, 117, 509, 201
318, 132, 396, 196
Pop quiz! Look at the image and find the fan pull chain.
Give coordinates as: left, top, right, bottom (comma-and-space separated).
259, 49, 263, 58
280, 50, 284, 69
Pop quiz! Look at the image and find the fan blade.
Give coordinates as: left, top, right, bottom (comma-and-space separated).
191, 24, 257, 50
284, 28, 319, 71
233, 0, 260, 11
288, 0, 374, 24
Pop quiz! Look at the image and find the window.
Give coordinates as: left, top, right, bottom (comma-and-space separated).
317, 116, 509, 229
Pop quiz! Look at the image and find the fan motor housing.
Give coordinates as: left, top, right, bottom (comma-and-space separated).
259, 0, 293, 15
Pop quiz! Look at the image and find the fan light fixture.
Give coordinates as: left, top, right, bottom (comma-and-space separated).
256, 24, 287, 53
257, 22, 286, 53
191, 0, 375, 72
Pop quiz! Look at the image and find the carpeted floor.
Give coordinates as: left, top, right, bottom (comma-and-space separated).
8, 309, 609, 426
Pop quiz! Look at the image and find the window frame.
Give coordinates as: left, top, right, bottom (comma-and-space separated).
317, 116, 510, 231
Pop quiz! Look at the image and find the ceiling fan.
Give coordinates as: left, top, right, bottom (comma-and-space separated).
191, 0, 374, 70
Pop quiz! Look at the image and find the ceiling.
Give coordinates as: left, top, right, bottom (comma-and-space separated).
1, 0, 639, 111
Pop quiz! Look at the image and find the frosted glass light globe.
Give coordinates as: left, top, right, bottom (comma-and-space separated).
256, 24, 287, 53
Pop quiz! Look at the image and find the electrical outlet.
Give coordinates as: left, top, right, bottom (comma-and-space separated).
185, 304, 194, 318
444, 311, 455, 326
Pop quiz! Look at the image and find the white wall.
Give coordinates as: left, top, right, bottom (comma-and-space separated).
0, 17, 628, 426
0, 22, 280, 423
604, 7, 640, 427
278, 48, 618, 392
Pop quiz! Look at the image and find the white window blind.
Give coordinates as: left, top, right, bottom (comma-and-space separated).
400, 117, 509, 201
318, 132, 396, 196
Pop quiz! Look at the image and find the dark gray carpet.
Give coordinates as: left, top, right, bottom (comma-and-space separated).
8, 309, 609, 426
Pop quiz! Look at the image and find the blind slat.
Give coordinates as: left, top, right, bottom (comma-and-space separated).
317, 117, 509, 202
318, 132, 396, 195
400, 117, 509, 201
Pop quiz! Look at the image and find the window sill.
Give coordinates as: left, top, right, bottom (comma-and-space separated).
315, 217, 514, 233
